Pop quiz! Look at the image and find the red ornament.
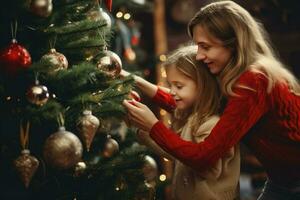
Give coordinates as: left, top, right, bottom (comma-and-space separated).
0, 39, 31, 75
105, 0, 112, 12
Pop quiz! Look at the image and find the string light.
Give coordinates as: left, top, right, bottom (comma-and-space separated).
159, 174, 167, 182
116, 11, 123, 18
123, 13, 131, 20
159, 54, 167, 62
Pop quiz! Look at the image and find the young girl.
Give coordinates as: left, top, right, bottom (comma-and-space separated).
123, 1, 300, 199
124, 45, 240, 200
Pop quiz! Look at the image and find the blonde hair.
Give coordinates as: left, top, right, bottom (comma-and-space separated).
188, 0, 300, 96
163, 45, 221, 132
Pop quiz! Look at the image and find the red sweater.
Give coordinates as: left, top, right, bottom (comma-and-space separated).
150, 71, 300, 185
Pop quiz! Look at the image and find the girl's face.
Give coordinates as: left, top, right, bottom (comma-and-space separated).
192, 24, 233, 75
166, 65, 198, 111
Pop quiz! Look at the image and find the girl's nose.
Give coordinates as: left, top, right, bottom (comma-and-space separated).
196, 50, 206, 61
169, 90, 176, 97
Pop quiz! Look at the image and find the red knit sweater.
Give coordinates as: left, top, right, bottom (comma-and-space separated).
150, 71, 300, 185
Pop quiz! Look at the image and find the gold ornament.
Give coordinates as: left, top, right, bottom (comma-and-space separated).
142, 155, 158, 182
97, 50, 122, 78
43, 126, 83, 170
135, 181, 156, 200
102, 136, 119, 158
40, 48, 68, 73
30, 0, 53, 17
26, 81, 49, 106
14, 149, 39, 188
77, 110, 100, 152
73, 161, 87, 177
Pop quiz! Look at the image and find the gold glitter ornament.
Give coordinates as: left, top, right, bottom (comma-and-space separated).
40, 48, 68, 73
102, 136, 119, 158
14, 149, 39, 188
77, 110, 100, 152
43, 126, 83, 170
97, 50, 122, 78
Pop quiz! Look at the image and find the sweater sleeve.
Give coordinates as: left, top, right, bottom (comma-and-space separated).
150, 71, 270, 171
152, 87, 176, 113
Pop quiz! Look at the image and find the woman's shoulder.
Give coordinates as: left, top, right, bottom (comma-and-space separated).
235, 69, 269, 90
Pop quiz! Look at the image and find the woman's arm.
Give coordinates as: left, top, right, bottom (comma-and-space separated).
136, 129, 175, 160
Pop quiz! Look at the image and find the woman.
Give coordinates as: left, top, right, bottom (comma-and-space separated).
123, 1, 300, 199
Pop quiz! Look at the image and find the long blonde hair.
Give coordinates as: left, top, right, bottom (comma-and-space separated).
188, 0, 300, 95
164, 45, 221, 132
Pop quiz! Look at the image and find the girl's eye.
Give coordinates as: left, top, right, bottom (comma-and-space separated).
176, 85, 183, 89
199, 44, 210, 50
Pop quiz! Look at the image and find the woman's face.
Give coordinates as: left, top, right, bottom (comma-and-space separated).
192, 24, 233, 75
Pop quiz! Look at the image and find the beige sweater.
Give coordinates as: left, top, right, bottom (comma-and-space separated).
137, 115, 240, 200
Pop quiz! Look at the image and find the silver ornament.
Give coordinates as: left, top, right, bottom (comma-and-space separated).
40, 48, 68, 73
97, 50, 122, 78
26, 83, 49, 106
43, 126, 83, 170
30, 0, 53, 17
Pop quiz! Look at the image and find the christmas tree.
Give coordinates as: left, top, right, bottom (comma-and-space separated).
0, 0, 161, 199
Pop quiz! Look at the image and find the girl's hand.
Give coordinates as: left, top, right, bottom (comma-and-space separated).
120, 69, 131, 77
123, 99, 159, 132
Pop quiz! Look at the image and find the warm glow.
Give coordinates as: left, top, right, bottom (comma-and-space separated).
116, 11, 123, 18
159, 174, 167, 181
159, 54, 167, 62
124, 13, 131, 20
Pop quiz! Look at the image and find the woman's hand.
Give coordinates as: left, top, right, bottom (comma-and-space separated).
123, 99, 159, 132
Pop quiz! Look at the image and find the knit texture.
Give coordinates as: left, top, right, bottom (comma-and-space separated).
150, 70, 300, 184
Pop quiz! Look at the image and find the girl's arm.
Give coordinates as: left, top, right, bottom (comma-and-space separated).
121, 69, 176, 112
123, 71, 269, 172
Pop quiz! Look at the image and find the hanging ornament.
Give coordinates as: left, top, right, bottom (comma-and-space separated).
99, 8, 112, 28
26, 80, 49, 106
29, 0, 53, 17
40, 48, 68, 74
0, 39, 31, 76
135, 181, 156, 200
97, 49, 122, 78
102, 135, 119, 158
142, 155, 158, 182
14, 122, 39, 188
73, 161, 87, 177
76, 110, 100, 152
104, 0, 112, 12
43, 126, 83, 170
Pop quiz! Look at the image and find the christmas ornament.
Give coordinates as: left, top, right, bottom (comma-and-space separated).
99, 8, 112, 28
104, 0, 112, 12
14, 149, 39, 188
73, 161, 87, 177
135, 181, 156, 200
26, 81, 49, 106
29, 0, 53, 17
102, 135, 119, 158
142, 155, 158, 182
40, 48, 68, 73
43, 126, 83, 170
14, 122, 39, 188
76, 110, 100, 152
0, 39, 31, 76
97, 50, 122, 78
